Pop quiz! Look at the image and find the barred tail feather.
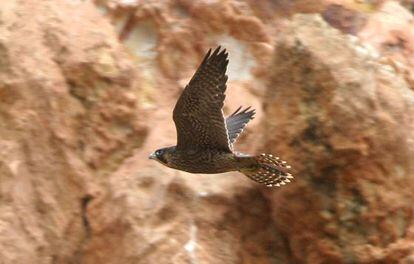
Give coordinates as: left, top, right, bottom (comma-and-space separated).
241, 153, 293, 187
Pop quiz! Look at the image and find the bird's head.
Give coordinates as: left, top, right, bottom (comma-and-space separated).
149, 147, 175, 166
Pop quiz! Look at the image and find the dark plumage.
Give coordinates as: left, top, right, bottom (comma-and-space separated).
149, 47, 293, 187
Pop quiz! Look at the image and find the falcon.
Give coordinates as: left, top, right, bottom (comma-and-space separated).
149, 47, 293, 187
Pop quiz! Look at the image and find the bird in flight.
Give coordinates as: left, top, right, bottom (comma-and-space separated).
149, 47, 293, 187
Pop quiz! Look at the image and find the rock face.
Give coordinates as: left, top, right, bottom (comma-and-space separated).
1, 0, 414, 263
264, 14, 414, 263
358, 1, 414, 90
0, 0, 146, 263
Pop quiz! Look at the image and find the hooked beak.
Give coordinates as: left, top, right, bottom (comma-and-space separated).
149, 152, 156, 160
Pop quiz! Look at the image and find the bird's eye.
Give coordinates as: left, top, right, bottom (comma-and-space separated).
156, 150, 161, 156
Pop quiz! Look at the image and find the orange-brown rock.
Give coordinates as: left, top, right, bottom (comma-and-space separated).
2, 0, 414, 263
0, 0, 146, 262
264, 14, 414, 263
359, 1, 414, 91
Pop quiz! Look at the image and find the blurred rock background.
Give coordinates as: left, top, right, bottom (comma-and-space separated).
0, 0, 414, 263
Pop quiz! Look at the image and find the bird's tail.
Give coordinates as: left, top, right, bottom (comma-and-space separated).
239, 153, 293, 187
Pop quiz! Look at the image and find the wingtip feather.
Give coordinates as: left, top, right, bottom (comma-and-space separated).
231, 106, 243, 117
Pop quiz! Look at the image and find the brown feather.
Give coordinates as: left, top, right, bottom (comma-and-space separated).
173, 46, 231, 152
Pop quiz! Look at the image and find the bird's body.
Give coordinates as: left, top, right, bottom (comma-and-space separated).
150, 47, 293, 187
155, 146, 255, 174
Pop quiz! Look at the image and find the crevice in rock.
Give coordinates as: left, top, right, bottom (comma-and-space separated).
67, 80, 91, 109
70, 194, 94, 264
281, 233, 294, 263
81, 194, 93, 237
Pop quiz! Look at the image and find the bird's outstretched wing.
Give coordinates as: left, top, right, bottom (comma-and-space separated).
173, 47, 231, 152
226, 106, 255, 147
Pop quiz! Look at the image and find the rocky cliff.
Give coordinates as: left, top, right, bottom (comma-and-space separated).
0, 0, 413, 263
